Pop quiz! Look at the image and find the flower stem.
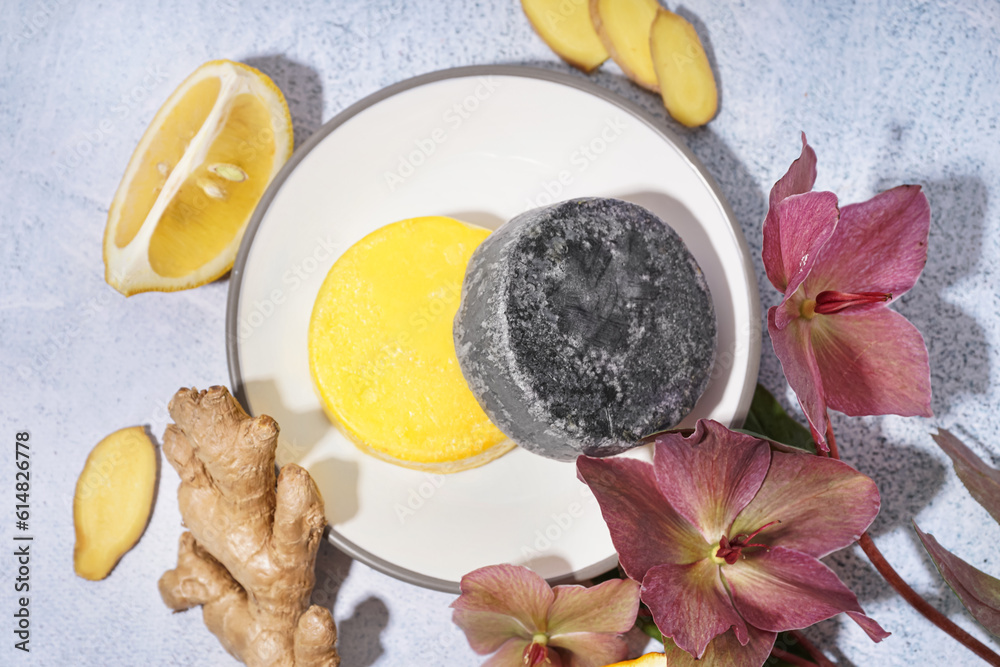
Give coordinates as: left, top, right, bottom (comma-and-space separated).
788, 630, 836, 667
771, 647, 820, 667
823, 419, 1000, 667
824, 421, 840, 459
857, 532, 1000, 666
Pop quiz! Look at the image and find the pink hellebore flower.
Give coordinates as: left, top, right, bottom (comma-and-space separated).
578, 420, 888, 667
451, 563, 641, 667
763, 134, 932, 449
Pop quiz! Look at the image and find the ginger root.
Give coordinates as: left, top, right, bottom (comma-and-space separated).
650, 9, 718, 128
158, 386, 339, 667
74, 426, 157, 580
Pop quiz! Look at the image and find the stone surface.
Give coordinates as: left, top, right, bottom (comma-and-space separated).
2, 1, 999, 665
455, 198, 715, 460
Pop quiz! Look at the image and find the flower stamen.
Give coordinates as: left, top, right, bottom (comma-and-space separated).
715, 520, 781, 565
523, 634, 551, 666
814, 290, 891, 315
801, 298, 817, 319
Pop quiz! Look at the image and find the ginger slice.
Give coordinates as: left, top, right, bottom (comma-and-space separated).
74, 426, 157, 581
158, 386, 339, 667
650, 9, 718, 127
522, 0, 609, 72
590, 0, 661, 91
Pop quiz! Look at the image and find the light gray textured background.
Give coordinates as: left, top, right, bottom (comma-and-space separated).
2, 0, 999, 665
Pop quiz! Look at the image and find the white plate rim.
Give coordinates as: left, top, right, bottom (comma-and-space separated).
226, 64, 761, 593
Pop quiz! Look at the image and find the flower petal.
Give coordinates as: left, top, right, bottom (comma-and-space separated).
723, 546, 874, 633
846, 611, 892, 642
642, 559, 749, 659
806, 185, 930, 297
767, 307, 830, 449
664, 626, 777, 667
763, 132, 818, 292
915, 523, 1000, 635
481, 637, 538, 667
547, 578, 640, 636
451, 564, 552, 652
451, 609, 529, 654
811, 307, 932, 418
577, 455, 706, 583
931, 429, 1000, 525
548, 633, 627, 667
482, 637, 563, 667
771, 192, 841, 330
653, 420, 771, 541
730, 451, 880, 558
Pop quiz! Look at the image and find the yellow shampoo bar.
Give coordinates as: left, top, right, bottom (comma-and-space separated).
308, 216, 512, 472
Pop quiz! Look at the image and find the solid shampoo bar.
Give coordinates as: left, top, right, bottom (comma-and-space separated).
309, 216, 512, 472
454, 198, 716, 461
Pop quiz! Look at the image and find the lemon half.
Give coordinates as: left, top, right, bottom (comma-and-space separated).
103, 60, 293, 295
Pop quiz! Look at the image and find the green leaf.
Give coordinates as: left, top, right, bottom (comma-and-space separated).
637, 615, 663, 643
634, 601, 664, 643
743, 384, 815, 453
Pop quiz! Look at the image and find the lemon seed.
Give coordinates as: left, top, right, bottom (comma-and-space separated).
208, 163, 248, 182
199, 179, 226, 199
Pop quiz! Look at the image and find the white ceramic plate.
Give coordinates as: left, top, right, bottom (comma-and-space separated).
227, 66, 760, 593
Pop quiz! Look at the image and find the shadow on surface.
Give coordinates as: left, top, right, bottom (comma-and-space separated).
443, 210, 506, 230
310, 540, 395, 665
140, 423, 164, 533
851, 437, 948, 540
878, 176, 991, 418
520, 554, 574, 584
336, 596, 391, 667
243, 54, 325, 148
239, 379, 330, 460
309, 456, 361, 525
311, 537, 354, 610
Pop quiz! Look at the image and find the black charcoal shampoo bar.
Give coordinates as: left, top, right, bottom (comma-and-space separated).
454, 197, 716, 461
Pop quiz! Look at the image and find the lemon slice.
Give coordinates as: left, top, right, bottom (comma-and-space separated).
103, 60, 293, 296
